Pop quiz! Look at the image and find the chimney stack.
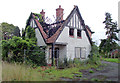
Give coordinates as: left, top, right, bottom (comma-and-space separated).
40, 9, 45, 21
56, 5, 64, 22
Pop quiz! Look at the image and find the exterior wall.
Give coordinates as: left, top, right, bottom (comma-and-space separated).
35, 28, 46, 46
58, 45, 67, 60
56, 26, 91, 60
29, 18, 46, 46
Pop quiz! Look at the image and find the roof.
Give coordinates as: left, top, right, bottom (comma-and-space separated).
85, 25, 94, 34
26, 6, 92, 45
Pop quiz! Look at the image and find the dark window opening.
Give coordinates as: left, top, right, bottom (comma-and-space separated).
54, 48, 59, 58
69, 28, 74, 36
77, 29, 81, 38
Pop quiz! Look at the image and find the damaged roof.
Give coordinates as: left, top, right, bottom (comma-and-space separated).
26, 6, 93, 45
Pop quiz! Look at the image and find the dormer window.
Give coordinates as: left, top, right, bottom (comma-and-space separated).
69, 28, 74, 37
77, 29, 81, 38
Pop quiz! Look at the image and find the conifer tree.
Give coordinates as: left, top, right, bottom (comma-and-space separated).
99, 12, 119, 56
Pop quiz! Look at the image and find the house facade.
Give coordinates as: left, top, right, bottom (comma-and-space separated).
26, 5, 93, 65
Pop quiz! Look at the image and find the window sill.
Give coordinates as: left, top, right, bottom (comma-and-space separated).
69, 35, 74, 38
77, 37, 82, 39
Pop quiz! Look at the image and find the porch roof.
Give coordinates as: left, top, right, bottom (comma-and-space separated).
55, 42, 68, 46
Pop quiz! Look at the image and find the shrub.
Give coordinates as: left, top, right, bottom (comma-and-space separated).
88, 42, 101, 65
58, 59, 65, 68
87, 53, 101, 65
1, 40, 9, 61
58, 58, 85, 68
26, 46, 46, 67
89, 70, 94, 73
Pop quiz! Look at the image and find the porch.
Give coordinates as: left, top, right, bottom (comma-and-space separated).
46, 42, 67, 66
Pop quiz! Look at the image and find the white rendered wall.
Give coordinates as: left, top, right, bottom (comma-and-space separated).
35, 28, 46, 46
56, 26, 91, 60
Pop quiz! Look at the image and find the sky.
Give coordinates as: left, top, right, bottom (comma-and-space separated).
0, 0, 119, 45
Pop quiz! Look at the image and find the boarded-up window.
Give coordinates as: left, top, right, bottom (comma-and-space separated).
81, 48, 86, 59
75, 47, 86, 59
75, 47, 80, 58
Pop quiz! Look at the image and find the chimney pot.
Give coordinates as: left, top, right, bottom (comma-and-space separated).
56, 5, 64, 22
59, 5, 61, 8
40, 9, 45, 21
74, 5, 76, 8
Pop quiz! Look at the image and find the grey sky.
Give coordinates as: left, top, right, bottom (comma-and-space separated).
0, 0, 119, 45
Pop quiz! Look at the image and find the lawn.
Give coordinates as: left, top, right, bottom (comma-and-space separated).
2, 61, 100, 81
102, 58, 119, 63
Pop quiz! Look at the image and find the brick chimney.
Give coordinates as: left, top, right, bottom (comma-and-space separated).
56, 5, 64, 21
40, 9, 45, 21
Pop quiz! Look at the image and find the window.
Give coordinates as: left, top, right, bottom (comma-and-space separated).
75, 47, 81, 58
77, 29, 81, 38
81, 48, 86, 59
69, 28, 74, 37
75, 47, 86, 59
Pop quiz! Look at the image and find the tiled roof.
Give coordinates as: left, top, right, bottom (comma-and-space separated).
32, 14, 48, 42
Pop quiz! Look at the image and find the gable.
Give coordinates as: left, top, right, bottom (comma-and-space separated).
35, 28, 46, 46
26, 14, 47, 46
55, 6, 92, 45
30, 18, 37, 28
67, 11, 83, 30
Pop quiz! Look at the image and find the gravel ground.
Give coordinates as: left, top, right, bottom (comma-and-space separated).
61, 61, 119, 82
81, 61, 119, 81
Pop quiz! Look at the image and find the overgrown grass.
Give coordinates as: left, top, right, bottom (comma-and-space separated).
2, 61, 101, 81
102, 58, 120, 63
0, 62, 2, 82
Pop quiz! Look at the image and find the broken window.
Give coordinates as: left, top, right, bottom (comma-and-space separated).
69, 28, 74, 37
77, 29, 81, 38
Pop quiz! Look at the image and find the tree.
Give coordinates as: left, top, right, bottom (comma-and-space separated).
103, 13, 119, 41
1, 22, 21, 40
2, 36, 37, 61
99, 12, 119, 56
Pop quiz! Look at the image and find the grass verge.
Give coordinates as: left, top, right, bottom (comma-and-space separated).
2, 61, 101, 81
102, 58, 119, 63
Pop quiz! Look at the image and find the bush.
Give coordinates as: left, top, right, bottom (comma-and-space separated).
87, 53, 101, 65
58, 58, 85, 68
26, 46, 46, 67
1, 40, 9, 61
89, 70, 94, 73
88, 42, 101, 65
